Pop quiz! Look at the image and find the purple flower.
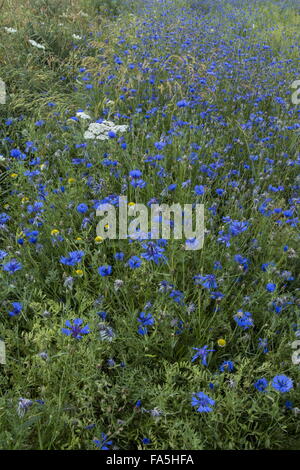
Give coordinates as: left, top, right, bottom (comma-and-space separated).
17, 398, 33, 417
258, 338, 269, 353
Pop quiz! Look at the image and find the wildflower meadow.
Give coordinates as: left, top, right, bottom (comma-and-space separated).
0, 0, 299, 451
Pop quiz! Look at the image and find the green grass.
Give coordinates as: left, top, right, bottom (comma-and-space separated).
0, 0, 299, 450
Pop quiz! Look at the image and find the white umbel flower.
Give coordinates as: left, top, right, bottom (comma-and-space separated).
4, 27, 18, 33
28, 39, 46, 50
76, 111, 91, 120
84, 120, 129, 141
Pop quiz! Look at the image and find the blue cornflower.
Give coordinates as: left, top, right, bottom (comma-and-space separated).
141, 242, 166, 264
216, 188, 225, 196
10, 149, 26, 160
219, 360, 235, 372
107, 358, 116, 367
60, 250, 84, 266
94, 433, 113, 450
17, 398, 33, 417
0, 250, 8, 260
193, 274, 218, 289
254, 378, 268, 392
27, 202, 43, 214
98, 265, 112, 276
176, 99, 189, 107
154, 141, 166, 150
272, 375, 293, 393
0, 212, 10, 225
258, 338, 269, 353
194, 185, 205, 196
191, 392, 215, 413
8, 302, 23, 317
285, 400, 293, 410
234, 254, 249, 271
85, 424, 96, 430
169, 289, 184, 304
129, 169, 142, 179
128, 256, 142, 269
142, 438, 151, 444
61, 318, 90, 339
114, 252, 124, 261
233, 311, 254, 330
3, 259, 23, 274
77, 203, 88, 214
213, 261, 222, 270
137, 312, 154, 335
191, 345, 215, 366
266, 282, 276, 292
130, 178, 146, 189
229, 220, 249, 236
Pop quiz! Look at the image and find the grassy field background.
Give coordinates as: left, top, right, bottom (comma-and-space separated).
0, 0, 299, 450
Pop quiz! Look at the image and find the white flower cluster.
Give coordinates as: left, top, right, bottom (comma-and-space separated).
76, 111, 91, 120
84, 120, 129, 141
4, 27, 17, 33
28, 39, 46, 50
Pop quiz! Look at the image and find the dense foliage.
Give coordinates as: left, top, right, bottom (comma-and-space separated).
0, 0, 299, 450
